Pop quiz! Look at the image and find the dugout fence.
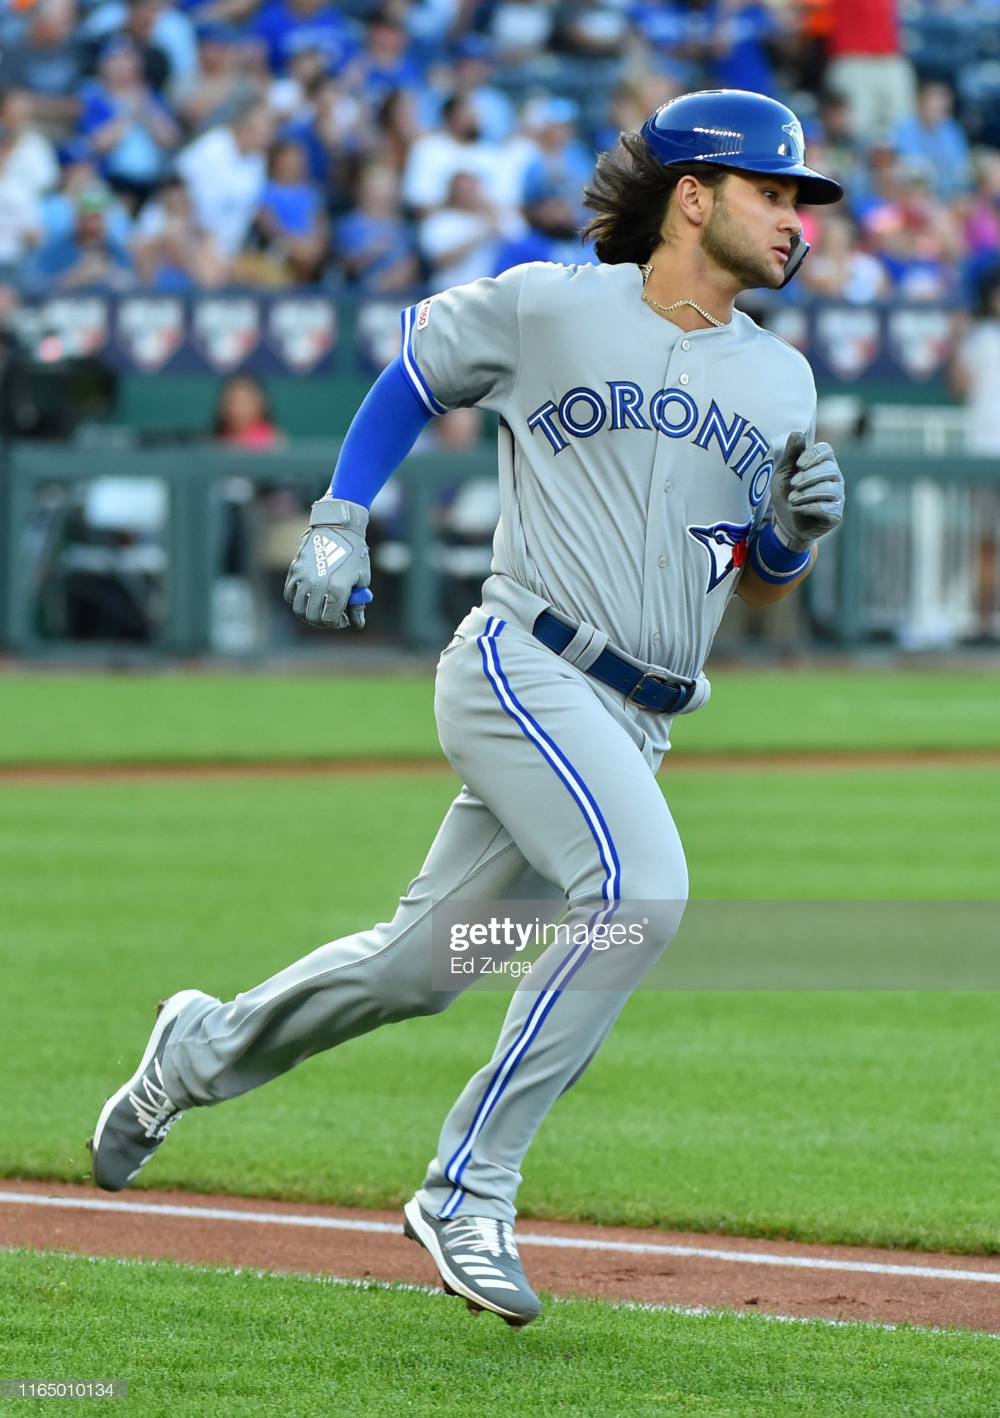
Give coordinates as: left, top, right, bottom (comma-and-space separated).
0, 441, 998, 658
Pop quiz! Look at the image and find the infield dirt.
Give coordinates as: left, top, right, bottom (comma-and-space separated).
2, 1181, 998, 1333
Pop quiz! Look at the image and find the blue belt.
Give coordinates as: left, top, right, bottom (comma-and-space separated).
531, 610, 695, 715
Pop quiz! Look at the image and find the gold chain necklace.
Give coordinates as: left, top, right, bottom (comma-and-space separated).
639, 264, 726, 328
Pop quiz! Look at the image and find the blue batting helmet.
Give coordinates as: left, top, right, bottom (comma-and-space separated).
640, 90, 843, 206
640, 90, 842, 285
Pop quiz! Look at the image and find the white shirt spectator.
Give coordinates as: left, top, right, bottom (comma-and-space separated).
489, 0, 554, 58
176, 124, 266, 255
960, 319, 1000, 455
2, 128, 59, 198
420, 206, 499, 291
841, 250, 888, 304
403, 130, 537, 212
418, 170, 522, 292
0, 179, 39, 264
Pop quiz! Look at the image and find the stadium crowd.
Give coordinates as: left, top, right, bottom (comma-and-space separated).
0, 0, 996, 303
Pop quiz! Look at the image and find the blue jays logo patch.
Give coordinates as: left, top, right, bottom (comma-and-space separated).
688, 520, 753, 593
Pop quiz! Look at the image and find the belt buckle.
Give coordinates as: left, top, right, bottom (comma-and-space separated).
626, 670, 671, 708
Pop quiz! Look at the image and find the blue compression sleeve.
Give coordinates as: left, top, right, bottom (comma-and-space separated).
328, 356, 436, 507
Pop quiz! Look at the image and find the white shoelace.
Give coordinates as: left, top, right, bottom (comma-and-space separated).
442, 1216, 520, 1262
128, 1059, 180, 1141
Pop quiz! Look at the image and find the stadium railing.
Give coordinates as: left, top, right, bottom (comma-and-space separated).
1, 442, 999, 657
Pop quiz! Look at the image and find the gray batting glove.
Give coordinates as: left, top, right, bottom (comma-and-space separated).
284, 497, 371, 629
769, 432, 846, 552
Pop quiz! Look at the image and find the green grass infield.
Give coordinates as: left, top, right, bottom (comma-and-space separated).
0, 668, 997, 763
2, 1250, 999, 1418
3, 767, 1000, 1253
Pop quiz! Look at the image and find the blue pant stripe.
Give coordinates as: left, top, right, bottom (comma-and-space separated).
439, 617, 621, 1217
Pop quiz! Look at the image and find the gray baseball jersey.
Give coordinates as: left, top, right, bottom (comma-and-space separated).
400, 260, 817, 680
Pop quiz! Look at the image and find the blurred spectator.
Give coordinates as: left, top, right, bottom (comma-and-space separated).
175, 99, 273, 255
268, 45, 327, 119
214, 372, 283, 447
402, 94, 525, 216
0, 89, 60, 198
342, 12, 425, 109
892, 81, 972, 203
708, 0, 781, 96
553, 0, 630, 60
277, 72, 365, 200
962, 150, 1000, 297
593, 72, 678, 153
126, 0, 198, 89
79, 0, 199, 88
132, 173, 226, 285
494, 175, 597, 271
251, 0, 357, 78
797, 211, 888, 303
0, 0, 84, 128
38, 146, 132, 245
487, 0, 555, 66
419, 170, 512, 291
861, 163, 964, 303
115, 0, 178, 92
825, 0, 916, 144
446, 35, 515, 144
628, 0, 711, 90
77, 36, 180, 209
813, 92, 865, 201
404, 0, 461, 65
172, 24, 262, 132
373, 86, 420, 173
953, 269, 1000, 454
520, 96, 593, 220
335, 161, 418, 290
253, 137, 328, 281
28, 185, 134, 287
0, 123, 41, 273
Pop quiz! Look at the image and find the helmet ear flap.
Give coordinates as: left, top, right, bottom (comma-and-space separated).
780, 231, 809, 287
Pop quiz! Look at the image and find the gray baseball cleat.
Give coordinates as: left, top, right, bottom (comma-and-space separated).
88, 990, 208, 1192
403, 1198, 542, 1326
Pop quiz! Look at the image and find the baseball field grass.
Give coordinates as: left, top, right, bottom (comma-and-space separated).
3, 764, 999, 1252
0, 668, 998, 762
3, 1249, 1000, 1418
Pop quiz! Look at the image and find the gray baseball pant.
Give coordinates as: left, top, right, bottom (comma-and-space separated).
160, 608, 689, 1223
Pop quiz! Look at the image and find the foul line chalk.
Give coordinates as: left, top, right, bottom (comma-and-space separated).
1, 1190, 998, 1286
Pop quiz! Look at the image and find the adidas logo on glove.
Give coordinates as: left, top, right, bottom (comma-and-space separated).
313, 533, 349, 577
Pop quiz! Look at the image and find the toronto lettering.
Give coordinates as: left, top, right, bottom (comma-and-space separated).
527, 384, 773, 504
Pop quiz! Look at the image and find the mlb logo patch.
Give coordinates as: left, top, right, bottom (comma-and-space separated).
416, 299, 433, 330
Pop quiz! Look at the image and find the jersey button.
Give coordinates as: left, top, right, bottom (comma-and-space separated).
681, 339, 690, 351
658, 555, 668, 567
652, 633, 661, 645
664, 480, 673, 492
679, 373, 690, 385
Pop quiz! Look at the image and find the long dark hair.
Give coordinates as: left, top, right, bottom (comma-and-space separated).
582, 130, 727, 265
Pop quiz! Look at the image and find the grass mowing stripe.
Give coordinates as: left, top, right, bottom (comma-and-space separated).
3, 1249, 1000, 1418
0, 670, 998, 763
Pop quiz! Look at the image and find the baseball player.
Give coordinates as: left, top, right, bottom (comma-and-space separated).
90, 90, 845, 1328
